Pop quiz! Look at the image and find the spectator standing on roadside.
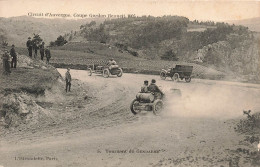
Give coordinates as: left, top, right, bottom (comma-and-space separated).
39, 41, 45, 61
10, 44, 17, 68
26, 37, 33, 58
33, 41, 38, 59
65, 68, 72, 92
45, 46, 51, 64
2, 48, 11, 75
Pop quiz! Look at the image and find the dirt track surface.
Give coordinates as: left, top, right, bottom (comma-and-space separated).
1, 69, 260, 167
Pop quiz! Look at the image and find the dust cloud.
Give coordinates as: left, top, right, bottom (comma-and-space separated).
163, 82, 260, 120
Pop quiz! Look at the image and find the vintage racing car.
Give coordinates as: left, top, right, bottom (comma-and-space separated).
88, 64, 123, 78
160, 65, 193, 82
130, 92, 164, 115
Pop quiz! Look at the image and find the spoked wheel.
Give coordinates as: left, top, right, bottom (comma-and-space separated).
185, 77, 191, 83
172, 73, 180, 81
88, 68, 92, 76
160, 71, 167, 80
117, 68, 123, 77
153, 99, 164, 115
103, 69, 110, 78
130, 99, 141, 115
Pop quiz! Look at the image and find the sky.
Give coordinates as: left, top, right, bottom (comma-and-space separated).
0, 0, 259, 21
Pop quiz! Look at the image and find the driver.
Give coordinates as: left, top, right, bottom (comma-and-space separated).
107, 58, 117, 66
148, 79, 164, 98
107, 58, 117, 70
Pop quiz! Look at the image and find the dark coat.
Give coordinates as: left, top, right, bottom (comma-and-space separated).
26, 40, 33, 49
10, 48, 17, 59
148, 83, 161, 93
45, 49, 51, 58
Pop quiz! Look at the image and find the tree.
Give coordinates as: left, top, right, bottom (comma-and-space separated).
2, 40, 8, 47
32, 33, 43, 44
52, 35, 67, 46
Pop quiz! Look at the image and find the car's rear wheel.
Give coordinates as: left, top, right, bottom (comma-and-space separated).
103, 69, 110, 78
160, 71, 167, 80
117, 68, 123, 77
130, 99, 141, 115
153, 99, 163, 115
185, 77, 191, 82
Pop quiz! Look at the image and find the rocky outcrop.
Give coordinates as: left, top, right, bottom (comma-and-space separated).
193, 37, 259, 82
0, 93, 47, 127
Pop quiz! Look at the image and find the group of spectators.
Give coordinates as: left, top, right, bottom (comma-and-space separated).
26, 37, 51, 64
1, 36, 52, 75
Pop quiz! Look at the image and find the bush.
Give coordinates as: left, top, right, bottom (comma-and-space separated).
50, 35, 68, 47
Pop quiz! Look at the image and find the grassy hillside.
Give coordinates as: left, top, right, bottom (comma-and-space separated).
14, 42, 224, 80
0, 54, 60, 94
0, 16, 94, 47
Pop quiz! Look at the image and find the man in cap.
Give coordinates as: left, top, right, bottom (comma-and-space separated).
26, 37, 33, 58
107, 58, 117, 70
45, 46, 51, 64
10, 44, 17, 68
39, 41, 45, 61
148, 79, 164, 98
140, 80, 149, 93
107, 58, 117, 66
65, 68, 72, 92
33, 40, 38, 59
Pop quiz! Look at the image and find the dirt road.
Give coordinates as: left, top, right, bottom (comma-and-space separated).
1, 69, 260, 167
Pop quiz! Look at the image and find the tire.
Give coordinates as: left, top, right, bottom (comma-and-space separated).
103, 69, 110, 78
173, 73, 180, 81
153, 99, 164, 115
130, 99, 141, 115
88, 68, 92, 76
117, 68, 123, 77
160, 71, 167, 80
185, 77, 191, 83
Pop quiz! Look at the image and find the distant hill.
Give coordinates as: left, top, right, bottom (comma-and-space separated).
226, 17, 260, 32
68, 16, 259, 82
0, 16, 104, 47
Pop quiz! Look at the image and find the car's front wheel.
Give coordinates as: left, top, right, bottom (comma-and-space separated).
117, 68, 123, 77
153, 99, 163, 115
160, 71, 167, 80
172, 73, 180, 81
130, 99, 141, 115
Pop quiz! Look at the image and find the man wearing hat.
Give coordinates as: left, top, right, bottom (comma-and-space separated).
141, 80, 149, 93
10, 44, 17, 68
39, 41, 45, 61
45, 46, 51, 64
107, 58, 117, 70
65, 68, 72, 92
148, 79, 164, 98
26, 37, 33, 58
